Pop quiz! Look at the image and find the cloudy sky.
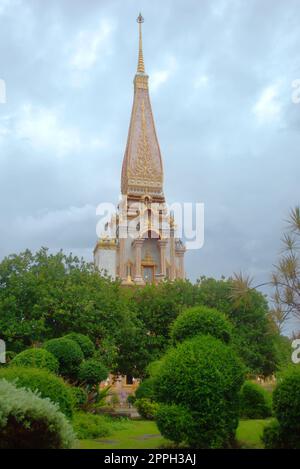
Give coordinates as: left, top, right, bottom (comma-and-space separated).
0, 0, 299, 316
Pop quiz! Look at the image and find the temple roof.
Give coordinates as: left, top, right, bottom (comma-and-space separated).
121, 14, 164, 199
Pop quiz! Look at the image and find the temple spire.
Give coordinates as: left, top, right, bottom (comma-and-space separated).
137, 13, 145, 74
121, 14, 164, 199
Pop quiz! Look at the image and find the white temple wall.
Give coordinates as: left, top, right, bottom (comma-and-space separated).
95, 249, 117, 280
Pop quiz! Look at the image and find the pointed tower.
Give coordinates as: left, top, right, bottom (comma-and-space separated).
121, 13, 164, 202
94, 15, 186, 284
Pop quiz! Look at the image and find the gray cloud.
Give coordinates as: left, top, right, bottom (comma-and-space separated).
0, 0, 299, 332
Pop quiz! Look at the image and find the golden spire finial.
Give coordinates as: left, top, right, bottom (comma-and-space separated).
136, 13, 145, 74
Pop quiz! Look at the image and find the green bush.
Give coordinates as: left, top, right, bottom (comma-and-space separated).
43, 338, 84, 378
262, 366, 300, 448
10, 348, 59, 374
261, 420, 284, 449
135, 398, 159, 420
78, 359, 108, 386
0, 379, 75, 449
261, 367, 300, 448
127, 394, 136, 405
170, 306, 232, 344
70, 386, 88, 410
135, 378, 155, 401
154, 335, 244, 448
4, 351, 16, 363
273, 367, 300, 432
72, 412, 110, 439
262, 417, 300, 449
64, 333, 95, 359
0, 367, 73, 418
156, 404, 194, 444
239, 381, 272, 419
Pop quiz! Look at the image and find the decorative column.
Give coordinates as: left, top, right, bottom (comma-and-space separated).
170, 229, 176, 280
176, 249, 186, 279
119, 238, 126, 282
133, 239, 144, 285
158, 239, 168, 278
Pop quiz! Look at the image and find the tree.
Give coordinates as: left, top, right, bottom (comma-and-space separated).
128, 280, 196, 361
195, 277, 280, 376
0, 247, 289, 378
272, 206, 300, 328
0, 248, 147, 375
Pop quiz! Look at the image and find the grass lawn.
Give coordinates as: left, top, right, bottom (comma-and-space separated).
78, 418, 272, 449
236, 419, 273, 449
78, 420, 169, 449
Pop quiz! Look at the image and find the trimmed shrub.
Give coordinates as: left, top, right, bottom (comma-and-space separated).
64, 333, 95, 359
262, 420, 284, 449
10, 348, 59, 374
43, 338, 84, 378
0, 379, 75, 449
0, 367, 73, 418
135, 398, 159, 420
170, 305, 232, 344
261, 366, 300, 448
70, 386, 88, 410
273, 367, 300, 433
156, 404, 194, 444
261, 367, 300, 448
154, 335, 244, 448
239, 381, 272, 419
78, 358, 108, 386
72, 412, 110, 439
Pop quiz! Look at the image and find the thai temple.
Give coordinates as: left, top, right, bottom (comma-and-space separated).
94, 14, 186, 285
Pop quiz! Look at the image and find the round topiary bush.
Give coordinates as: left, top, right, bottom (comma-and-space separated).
135, 398, 159, 420
0, 379, 75, 449
261, 367, 300, 449
155, 404, 194, 444
78, 359, 108, 386
170, 305, 232, 344
0, 367, 73, 418
70, 386, 88, 410
239, 381, 272, 419
63, 333, 95, 359
154, 335, 245, 448
273, 367, 300, 432
43, 338, 84, 379
10, 348, 59, 374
